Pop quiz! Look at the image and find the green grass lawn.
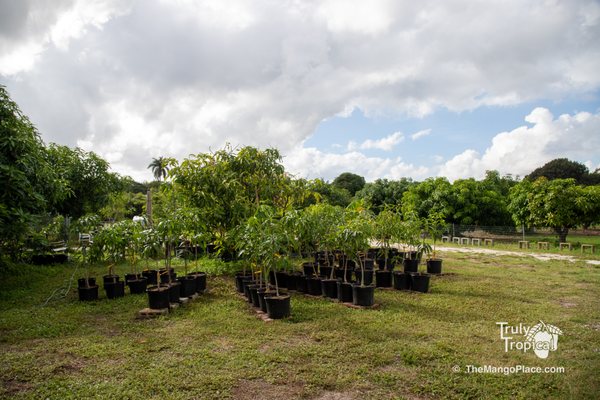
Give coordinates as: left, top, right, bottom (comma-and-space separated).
1, 253, 599, 399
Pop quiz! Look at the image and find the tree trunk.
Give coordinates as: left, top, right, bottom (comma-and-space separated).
554, 227, 569, 243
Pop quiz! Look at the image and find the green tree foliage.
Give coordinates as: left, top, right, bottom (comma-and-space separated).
332, 172, 366, 196
401, 177, 454, 220
526, 158, 599, 185
451, 176, 513, 226
46, 144, 121, 219
0, 86, 67, 256
508, 178, 597, 242
302, 178, 352, 207
355, 178, 415, 214
171, 146, 290, 253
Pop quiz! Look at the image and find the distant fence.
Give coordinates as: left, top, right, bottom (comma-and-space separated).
444, 225, 600, 244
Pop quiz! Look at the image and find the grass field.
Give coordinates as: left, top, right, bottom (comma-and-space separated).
1, 252, 599, 399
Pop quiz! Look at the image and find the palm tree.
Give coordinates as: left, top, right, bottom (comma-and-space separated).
148, 157, 169, 182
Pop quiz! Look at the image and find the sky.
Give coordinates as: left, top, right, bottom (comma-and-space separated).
1, 0, 599, 183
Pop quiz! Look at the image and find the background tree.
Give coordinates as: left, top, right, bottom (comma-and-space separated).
509, 178, 590, 242
0, 86, 66, 257
332, 172, 365, 197
526, 158, 598, 184
303, 178, 352, 207
401, 177, 454, 221
355, 178, 414, 214
46, 144, 121, 219
148, 156, 169, 182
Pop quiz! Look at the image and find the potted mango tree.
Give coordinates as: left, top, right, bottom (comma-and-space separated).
344, 202, 375, 306
373, 206, 402, 288
424, 211, 446, 274
74, 214, 101, 300
401, 214, 422, 273
124, 221, 148, 294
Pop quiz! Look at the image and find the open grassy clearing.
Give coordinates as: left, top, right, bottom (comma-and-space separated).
0, 252, 599, 399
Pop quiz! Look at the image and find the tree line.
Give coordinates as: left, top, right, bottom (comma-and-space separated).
1, 85, 599, 259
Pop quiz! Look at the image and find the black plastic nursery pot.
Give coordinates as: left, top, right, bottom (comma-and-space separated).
302, 262, 318, 276
264, 294, 291, 319
147, 285, 170, 309
78, 285, 99, 301
410, 273, 430, 293
321, 279, 338, 299
178, 276, 197, 298
294, 274, 307, 293
319, 265, 333, 278
188, 272, 207, 293
78, 277, 96, 288
426, 259, 443, 274
352, 284, 375, 306
125, 273, 140, 283
234, 273, 252, 293
160, 269, 177, 284
286, 272, 300, 291
307, 276, 322, 296
142, 270, 158, 285
367, 248, 379, 259
103, 274, 120, 284
275, 271, 289, 289
248, 284, 261, 307
168, 281, 182, 303
376, 258, 396, 271
104, 280, 125, 299
334, 268, 353, 282
257, 288, 276, 313
375, 270, 393, 288
393, 271, 411, 290
337, 280, 354, 303
243, 281, 257, 300
354, 269, 374, 286
127, 277, 148, 294
246, 283, 263, 307
363, 259, 375, 270
403, 258, 420, 273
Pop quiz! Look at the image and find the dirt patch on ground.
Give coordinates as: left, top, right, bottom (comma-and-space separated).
232, 379, 304, 400
312, 391, 356, 400
2, 379, 34, 396
559, 300, 577, 308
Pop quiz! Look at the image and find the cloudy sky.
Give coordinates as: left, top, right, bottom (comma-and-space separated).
1, 0, 599, 182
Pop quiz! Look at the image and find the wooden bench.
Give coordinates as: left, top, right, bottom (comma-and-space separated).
518, 241, 530, 249
537, 241, 549, 250
581, 244, 595, 254
50, 240, 68, 253
483, 239, 494, 246
559, 242, 572, 251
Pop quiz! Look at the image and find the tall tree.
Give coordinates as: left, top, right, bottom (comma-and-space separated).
401, 177, 454, 220
0, 85, 65, 256
148, 156, 169, 182
509, 178, 592, 242
355, 178, 414, 214
526, 158, 590, 184
46, 144, 121, 219
332, 172, 366, 196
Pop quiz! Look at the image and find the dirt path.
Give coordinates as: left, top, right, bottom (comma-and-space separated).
436, 245, 600, 266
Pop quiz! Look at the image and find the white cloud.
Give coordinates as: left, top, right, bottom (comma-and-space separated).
411, 129, 431, 140
438, 107, 600, 181
347, 131, 404, 151
1, 0, 599, 180
284, 146, 429, 182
